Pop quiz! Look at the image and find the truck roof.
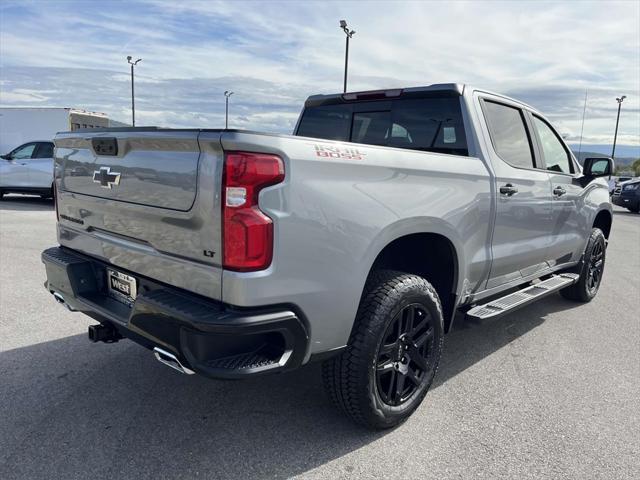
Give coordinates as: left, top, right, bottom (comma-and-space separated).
304, 83, 465, 107
304, 83, 539, 113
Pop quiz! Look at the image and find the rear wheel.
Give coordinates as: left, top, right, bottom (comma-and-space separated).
322, 270, 444, 429
560, 228, 606, 302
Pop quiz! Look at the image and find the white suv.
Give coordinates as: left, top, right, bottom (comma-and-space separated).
0, 141, 54, 199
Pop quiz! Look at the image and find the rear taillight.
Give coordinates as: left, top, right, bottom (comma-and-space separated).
222, 151, 285, 271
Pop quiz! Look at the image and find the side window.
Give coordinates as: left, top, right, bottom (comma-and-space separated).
34, 142, 54, 158
533, 116, 573, 174
482, 100, 534, 169
10, 143, 36, 160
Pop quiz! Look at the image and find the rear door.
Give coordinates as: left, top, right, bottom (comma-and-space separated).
28, 142, 54, 188
478, 97, 554, 288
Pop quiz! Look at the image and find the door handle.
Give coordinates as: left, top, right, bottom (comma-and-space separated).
553, 186, 566, 197
499, 184, 518, 196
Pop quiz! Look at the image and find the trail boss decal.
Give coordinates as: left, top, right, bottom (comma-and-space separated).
313, 144, 366, 160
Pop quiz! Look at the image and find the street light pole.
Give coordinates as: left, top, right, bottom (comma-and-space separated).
611, 95, 626, 160
127, 56, 142, 126
340, 20, 356, 93
224, 91, 234, 129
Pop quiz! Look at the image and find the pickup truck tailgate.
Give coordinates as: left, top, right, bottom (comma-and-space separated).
54, 129, 224, 300
59, 131, 200, 210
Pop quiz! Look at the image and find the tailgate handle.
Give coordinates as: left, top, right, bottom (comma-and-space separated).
92, 137, 118, 156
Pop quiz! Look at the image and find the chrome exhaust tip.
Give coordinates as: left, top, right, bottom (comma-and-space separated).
153, 347, 195, 375
52, 291, 76, 311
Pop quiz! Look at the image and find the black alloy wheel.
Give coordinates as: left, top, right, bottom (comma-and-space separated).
375, 303, 435, 406
560, 228, 606, 302
322, 271, 444, 429
586, 239, 604, 294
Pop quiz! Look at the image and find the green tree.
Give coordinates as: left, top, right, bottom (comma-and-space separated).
633, 159, 640, 177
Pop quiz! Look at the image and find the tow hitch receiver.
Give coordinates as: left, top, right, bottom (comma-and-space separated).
88, 324, 123, 343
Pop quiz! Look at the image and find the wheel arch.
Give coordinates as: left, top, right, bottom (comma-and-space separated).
593, 208, 612, 239
359, 218, 463, 334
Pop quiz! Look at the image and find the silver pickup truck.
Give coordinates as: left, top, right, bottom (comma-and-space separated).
42, 84, 613, 428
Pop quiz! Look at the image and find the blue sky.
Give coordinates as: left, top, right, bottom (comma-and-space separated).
1, 0, 639, 152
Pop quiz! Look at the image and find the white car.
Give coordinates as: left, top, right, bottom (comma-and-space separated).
0, 141, 55, 199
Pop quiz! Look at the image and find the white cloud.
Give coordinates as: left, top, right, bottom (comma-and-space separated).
0, 0, 638, 146
0, 89, 50, 103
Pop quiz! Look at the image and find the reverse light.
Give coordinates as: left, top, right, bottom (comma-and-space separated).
225, 187, 247, 207
222, 152, 285, 271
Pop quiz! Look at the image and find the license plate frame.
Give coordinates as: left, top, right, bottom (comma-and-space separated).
106, 268, 137, 305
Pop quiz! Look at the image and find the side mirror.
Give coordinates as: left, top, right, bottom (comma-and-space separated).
583, 157, 613, 178
0, 154, 10, 160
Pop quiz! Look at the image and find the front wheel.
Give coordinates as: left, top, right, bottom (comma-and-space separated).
322, 270, 444, 429
560, 228, 606, 302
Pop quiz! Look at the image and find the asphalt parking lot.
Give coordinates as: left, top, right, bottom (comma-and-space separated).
0, 195, 638, 480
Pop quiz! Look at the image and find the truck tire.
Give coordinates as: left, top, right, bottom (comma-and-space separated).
322, 270, 444, 429
560, 228, 606, 302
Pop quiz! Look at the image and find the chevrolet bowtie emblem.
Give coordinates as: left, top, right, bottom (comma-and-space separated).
93, 166, 121, 189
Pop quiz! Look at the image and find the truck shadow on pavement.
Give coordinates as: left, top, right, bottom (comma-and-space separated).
0, 295, 581, 480
0, 195, 54, 212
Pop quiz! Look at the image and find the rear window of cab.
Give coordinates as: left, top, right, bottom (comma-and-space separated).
296, 97, 468, 156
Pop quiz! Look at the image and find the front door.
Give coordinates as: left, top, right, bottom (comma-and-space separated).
530, 114, 586, 266
0, 142, 37, 187
478, 97, 554, 289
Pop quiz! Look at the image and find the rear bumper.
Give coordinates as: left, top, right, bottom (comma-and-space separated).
42, 246, 308, 379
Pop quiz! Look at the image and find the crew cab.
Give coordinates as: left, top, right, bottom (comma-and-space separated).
42, 84, 613, 428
